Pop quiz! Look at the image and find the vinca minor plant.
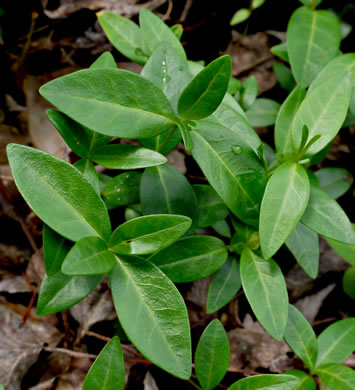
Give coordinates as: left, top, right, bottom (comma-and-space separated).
6, 0, 355, 388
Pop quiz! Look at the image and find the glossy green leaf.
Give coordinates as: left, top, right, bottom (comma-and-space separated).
343, 267, 355, 299
40, 69, 178, 139
315, 168, 353, 199
43, 224, 72, 275
110, 215, 191, 255
240, 248, 288, 340
178, 56, 232, 120
109, 255, 191, 379
240, 76, 258, 110
37, 272, 102, 316
246, 98, 281, 127
308, 53, 355, 92
83, 336, 125, 390
91, 144, 167, 170
74, 159, 100, 195
7, 144, 111, 242
315, 364, 355, 390
46, 109, 111, 159
291, 73, 352, 156
271, 42, 289, 62
252, 0, 265, 9
228, 374, 299, 390
102, 172, 141, 208
191, 121, 268, 228
285, 370, 316, 390
287, 6, 341, 87
212, 219, 231, 238
139, 126, 182, 155
302, 184, 354, 244
97, 11, 148, 64
260, 161, 310, 259
195, 319, 230, 390
140, 164, 198, 228
62, 236, 116, 275
273, 61, 295, 91
207, 257, 241, 313
286, 222, 319, 279
316, 318, 355, 367
228, 77, 241, 95
148, 236, 228, 283
90, 51, 117, 69
275, 86, 306, 161
142, 41, 191, 113
325, 224, 355, 265
230, 9, 251, 26
209, 97, 262, 151
284, 305, 318, 370
193, 184, 228, 227
139, 8, 186, 60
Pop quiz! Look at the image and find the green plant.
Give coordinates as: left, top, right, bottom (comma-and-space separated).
6, 0, 355, 388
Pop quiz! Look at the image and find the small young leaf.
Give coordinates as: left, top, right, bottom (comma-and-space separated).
228, 374, 299, 390
230, 9, 251, 26
343, 267, 355, 299
40, 69, 178, 139
325, 224, 355, 265
62, 236, 116, 275
260, 161, 310, 260
315, 363, 355, 390
7, 144, 111, 243
299, 0, 322, 6
170, 24, 183, 40
102, 172, 141, 208
43, 224, 72, 275
284, 305, 318, 370
286, 222, 319, 279
285, 370, 316, 390
191, 121, 268, 228
110, 215, 192, 255
97, 11, 147, 64
139, 8, 186, 61
271, 42, 289, 62
207, 257, 241, 314
252, 0, 265, 9
316, 318, 355, 367
37, 272, 102, 316
246, 98, 281, 127
83, 336, 125, 390
302, 184, 354, 244
139, 126, 182, 155
148, 236, 228, 283
46, 109, 111, 159
140, 164, 198, 229
109, 255, 191, 379
141, 41, 191, 113
90, 51, 117, 69
315, 168, 353, 199
273, 61, 295, 91
275, 86, 306, 161
240, 248, 288, 341
91, 144, 167, 170
287, 6, 341, 87
74, 159, 100, 195
212, 219, 231, 238
178, 56, 232, 120
193, 184, 229, 227
240, 75, 258, 110
195, 319, 230, 390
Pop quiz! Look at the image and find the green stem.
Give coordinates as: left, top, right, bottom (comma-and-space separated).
188, 379, 203, 390
311, 0, 317, 10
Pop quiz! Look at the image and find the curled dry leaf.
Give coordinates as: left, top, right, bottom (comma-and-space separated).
0, 302, 62, 390
228, 315, 294, 373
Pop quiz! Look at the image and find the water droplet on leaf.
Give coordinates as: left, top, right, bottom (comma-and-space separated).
231, 145, 242, 155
